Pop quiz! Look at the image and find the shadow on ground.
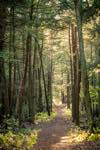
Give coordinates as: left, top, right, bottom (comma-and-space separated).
33, 105, 100, 150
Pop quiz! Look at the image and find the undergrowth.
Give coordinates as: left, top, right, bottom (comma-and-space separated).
65, 107, 100, 142
65, 108, 72, 119
0, 129, 37, 150
0, 112, 56, 149
35, 111, 57, 123
0, 117, 38, 150
68, 125, 100, 143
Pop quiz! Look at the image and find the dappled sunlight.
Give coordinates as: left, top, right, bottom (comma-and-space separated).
51, 128, 100, 149
66, 129, 89, 143
64, 108, 72, 119
0, 130, 38, 149
34, 105, 100, 149
34, 105, 90, 150
51, 128, 89, 149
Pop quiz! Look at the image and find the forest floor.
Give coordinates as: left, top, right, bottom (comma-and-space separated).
33, 104, 100, 150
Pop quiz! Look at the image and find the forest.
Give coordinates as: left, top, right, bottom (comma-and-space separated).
0, 0, 100, 149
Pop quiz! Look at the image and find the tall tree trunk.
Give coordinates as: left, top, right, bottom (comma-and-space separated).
74, 0, 93, 128
38, 66, 43, 112
16, 34, 29, 124
69, 24, 75, 120
95, 32, 100, 122
71, 24, 80, 125
28, 33, 33, 119
36, 40, 51, 116
75, 26, 81, 126
12, 6, 16, 107
47, 62, 53, 112
32, 38, 37, 116
0, 4, 9, 122
37, 41, 43, 112
8, 8, 12, 115
71, 24, 77, 123
67, 71, 70, 109
41, 54, 50, 116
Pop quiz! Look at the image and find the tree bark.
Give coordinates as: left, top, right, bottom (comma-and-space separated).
74, 0, 93, 128
67, 71, 70, 109
16, 34, 29, 124
0, 4, 9, 122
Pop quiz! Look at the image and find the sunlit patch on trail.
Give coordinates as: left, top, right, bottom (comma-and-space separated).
34, 105, 100, 150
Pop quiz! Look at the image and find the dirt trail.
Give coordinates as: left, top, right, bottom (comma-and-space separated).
33, 104, 100, 150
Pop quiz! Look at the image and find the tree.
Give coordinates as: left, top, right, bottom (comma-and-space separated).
74, 0, 93, 129
0, 3, 8, 122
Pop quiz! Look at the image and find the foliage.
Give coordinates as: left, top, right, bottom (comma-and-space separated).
68, 125, 100, 143
89, 86, 98, 102
0, 130, 37, 150
87, 133, 100, 141
0, 117, 38, 149
66, 125, 89, 143
35, 111, 56, 123
3, 116, 19, 131
65, 108, 72, 119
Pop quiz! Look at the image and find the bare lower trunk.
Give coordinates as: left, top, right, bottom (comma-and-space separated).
71, 24, 80, 125
47, 62, 53, 112
67, 72, 70, 109
0, 5, 9, 122
16, 34, 29, 124
74, 0, 92, 127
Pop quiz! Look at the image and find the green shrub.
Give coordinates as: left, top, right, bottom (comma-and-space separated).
3, 116, 19, 131
35, 112, 56, 122
87, 133, 100, 141
89, 86, 98, 102
0, 130, 37, 150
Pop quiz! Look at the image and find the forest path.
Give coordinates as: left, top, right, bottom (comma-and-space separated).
33, 104, 100, 150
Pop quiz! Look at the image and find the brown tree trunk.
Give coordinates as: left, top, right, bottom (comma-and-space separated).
71, 24, 77, 123
38, 66, 43, 112
47, 62, 53, 112
28, 33, 33, 119
8, 8, 12, 115
16, 34, 29, 124
67, 71, 70, 109
75, 27, 81, 126
32, 39, 37, 116
12, 6, 16, 108
69, 24, 75, 120
0, 4, 9, 122
36, 40, 51, 116
37, 41, 43, 112
74, 0, 93, 128
71, 24, 81, 125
